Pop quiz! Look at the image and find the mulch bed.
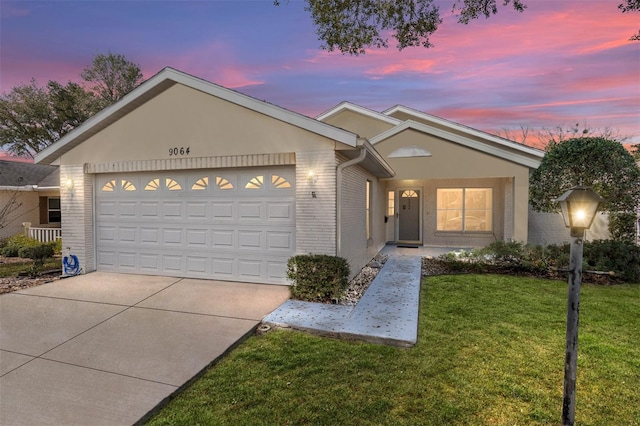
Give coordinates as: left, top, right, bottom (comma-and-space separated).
0, 256, 61, 295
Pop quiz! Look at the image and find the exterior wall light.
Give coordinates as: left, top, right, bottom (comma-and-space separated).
64, 177, 75, 190
554, 185, 604, 426
306, 170, 318, 183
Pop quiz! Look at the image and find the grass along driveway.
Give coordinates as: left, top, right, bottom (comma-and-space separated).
147, 275, 640, 425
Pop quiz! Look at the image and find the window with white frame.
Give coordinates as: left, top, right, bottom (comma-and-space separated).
436, 188, 492, 232
48, 197, 61, 223
366, 180, 372, 239
387, 190, 395, 216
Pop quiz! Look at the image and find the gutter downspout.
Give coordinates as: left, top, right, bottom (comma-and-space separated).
336, 141, 367, 258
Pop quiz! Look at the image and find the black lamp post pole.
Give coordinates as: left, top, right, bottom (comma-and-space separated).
562, 227, 584, 426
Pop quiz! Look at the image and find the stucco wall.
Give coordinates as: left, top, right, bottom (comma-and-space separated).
0, 190, 60, 240
0, 191, 39, 239
321, 109, 396, 140
59, 84, 342, 166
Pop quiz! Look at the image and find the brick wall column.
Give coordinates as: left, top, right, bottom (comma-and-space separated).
295, 151, 337, 256
60, 165, 95, 273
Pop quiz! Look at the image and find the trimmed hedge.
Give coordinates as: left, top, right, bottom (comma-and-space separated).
287, 254, 350, 303
18, 244, 55, 261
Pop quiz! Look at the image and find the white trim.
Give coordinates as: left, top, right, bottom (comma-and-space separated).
383, 105, 544, 158
317, 101, 402, 125
370, 120, 541, 169
0, 185, 38, 191
35, 68, 358, 165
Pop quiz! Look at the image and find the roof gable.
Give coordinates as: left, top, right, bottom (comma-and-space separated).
35, 68, 358, 165
370, 120, 542, 169
383, 105, 544, 161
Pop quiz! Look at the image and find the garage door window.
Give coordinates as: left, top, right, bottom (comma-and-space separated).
166, 178, 182, 190
101, 179, 136, 192
192, 177, 208, 190
216, 177, 234, 190
245, 175, 264, 189
145, 179, 160, 191
272, 175, 291, 189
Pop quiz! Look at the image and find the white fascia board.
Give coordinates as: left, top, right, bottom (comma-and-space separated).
357, 138, 395, 178
317, 101, 401, 125
371, 120, 541, 169
35, 68, 358, 165
0, 185, 37, 192
383, 105, 544, 158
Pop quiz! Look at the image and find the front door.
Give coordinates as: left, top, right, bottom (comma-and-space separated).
398, 189, 421, 242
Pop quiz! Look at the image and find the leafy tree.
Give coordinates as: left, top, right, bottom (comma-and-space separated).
0, 52, 142, 158
80, 52, 143, 109
619, 0, 640, 40
0, 80, 57, 158
276, 0, 637, 54
530, 137, 640, 242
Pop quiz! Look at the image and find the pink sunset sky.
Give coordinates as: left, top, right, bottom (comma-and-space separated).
1, 0, 639, 156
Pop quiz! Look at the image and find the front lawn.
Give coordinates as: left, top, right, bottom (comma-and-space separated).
147, 275, 640, 425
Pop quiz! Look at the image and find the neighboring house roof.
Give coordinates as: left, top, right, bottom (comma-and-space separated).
0, 160, 59, 189
35, 67, 361, 166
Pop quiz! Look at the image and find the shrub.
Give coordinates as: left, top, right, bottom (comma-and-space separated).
18, 244, 55, 261
1, 234, 40, 257
287, 254, 350, 303
433, 240, 639, 284
583, 240, 640, 283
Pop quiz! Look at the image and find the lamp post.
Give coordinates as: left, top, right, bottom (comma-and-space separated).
554, 186, 604, 426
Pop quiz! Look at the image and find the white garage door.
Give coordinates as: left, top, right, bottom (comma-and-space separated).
95, 167, 295, 284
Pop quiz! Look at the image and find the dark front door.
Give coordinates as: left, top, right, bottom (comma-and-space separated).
398, 189, 421, 242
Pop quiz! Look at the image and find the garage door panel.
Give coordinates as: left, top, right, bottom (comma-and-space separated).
186, 229, 208, 247
212, 230, 235, 249
119, 202, 137, 217
238, 202, 262, 220
140, 202, 159, 218
162, 228, 183, 245
140, 253, 160, 271
119, 227, 137, 243
118, 252, 137, 269
162, 202, 183, 219
186, 202, 207, 219
266, 231, 294, 251
162, 255, 183, 273
96, 167, 295, 284
140, 228, 160, 244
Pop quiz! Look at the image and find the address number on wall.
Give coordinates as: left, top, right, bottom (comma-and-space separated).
169, 147, 191, 156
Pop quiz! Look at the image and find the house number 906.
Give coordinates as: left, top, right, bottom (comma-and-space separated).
169, 147, 190, 156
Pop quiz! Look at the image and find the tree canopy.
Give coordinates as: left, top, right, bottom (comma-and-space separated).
277, 0, 638, 54
529, 137, 640, 241
0, 52, 142, 158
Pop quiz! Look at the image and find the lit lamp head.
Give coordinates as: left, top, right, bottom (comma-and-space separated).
554, 186, 604, 232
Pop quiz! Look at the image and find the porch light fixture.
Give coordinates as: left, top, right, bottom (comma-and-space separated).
64, 177, 74, 190
554, 185, 604, 426
306, 170, 318, 183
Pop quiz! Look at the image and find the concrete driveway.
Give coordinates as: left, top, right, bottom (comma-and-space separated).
0, 272, 290, 426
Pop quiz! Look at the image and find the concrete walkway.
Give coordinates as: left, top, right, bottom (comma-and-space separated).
0, 273, 289, 426
263, 255, 423, 347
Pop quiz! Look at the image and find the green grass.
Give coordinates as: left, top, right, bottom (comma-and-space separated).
0, 258, 61, 277
147, 275, 640, 425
